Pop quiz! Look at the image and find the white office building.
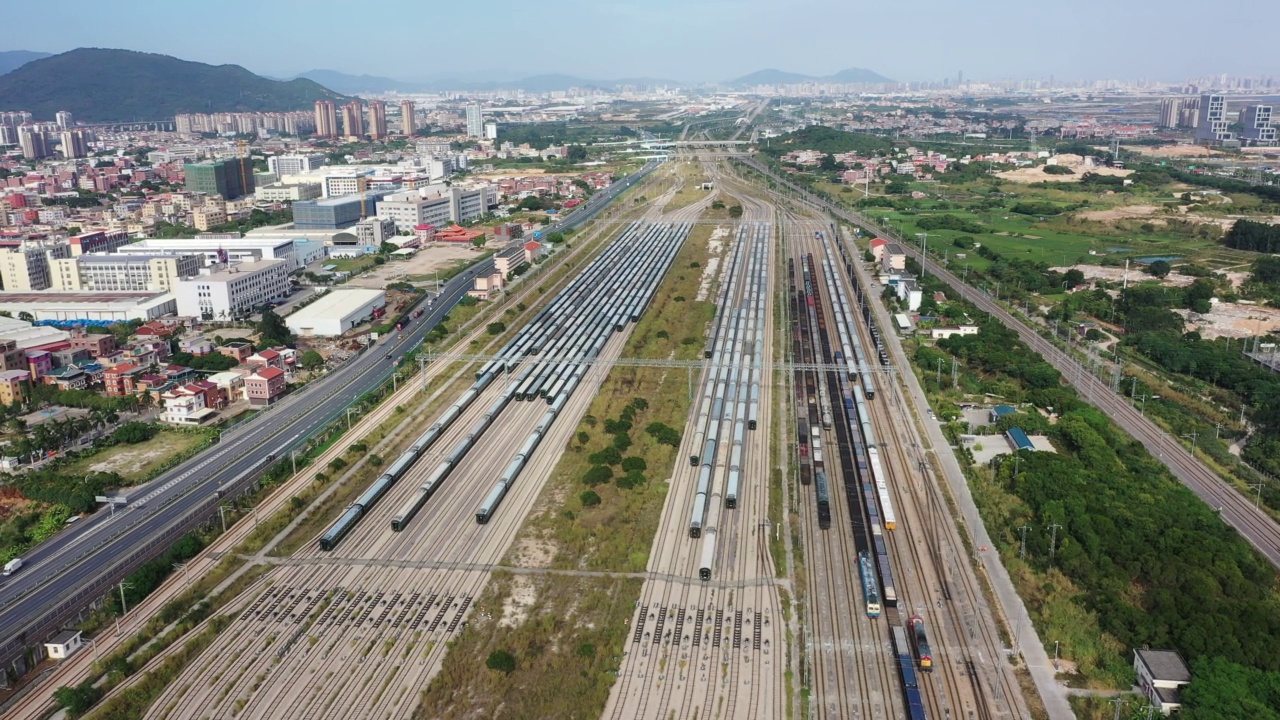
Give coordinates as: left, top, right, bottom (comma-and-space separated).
466, 104, 483, 138
267, 154, 326, 179
114, 237, 302, 269
376, 184, 497, 232
255, 183, 322, 202
51, 253, 201, 292
175, 259, 292, 320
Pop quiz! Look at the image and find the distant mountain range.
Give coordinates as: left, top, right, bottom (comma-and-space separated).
0, 48, 351, 122
289, 69, 685, 94
0, 50, 52, 76
726, 68, 894, 87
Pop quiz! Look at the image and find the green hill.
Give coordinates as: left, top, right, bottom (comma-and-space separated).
0, 48, 351, 122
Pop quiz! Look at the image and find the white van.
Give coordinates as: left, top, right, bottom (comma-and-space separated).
3, 558, 23, 576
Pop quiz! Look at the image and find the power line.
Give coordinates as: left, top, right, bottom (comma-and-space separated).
419, 351, 901, 375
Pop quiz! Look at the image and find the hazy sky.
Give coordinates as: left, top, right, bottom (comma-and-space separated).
3, 0, 1276, 83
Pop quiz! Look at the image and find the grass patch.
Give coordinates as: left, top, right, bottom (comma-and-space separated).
63, 428, 215, 483
663, 160, 714, 212
512, 219, 718, 572
414, 572, 639, 720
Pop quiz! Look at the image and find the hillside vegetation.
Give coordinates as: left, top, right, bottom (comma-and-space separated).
0, 48, 350, 121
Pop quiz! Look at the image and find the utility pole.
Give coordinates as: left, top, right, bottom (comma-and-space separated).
936, 357, 943, 386
1249, 482, 1264, 509
174, 561, 190, 587
1047, 522, 1063, 562
916, 233, 928, 279
218, 504, 227, 534
1215, 422, 1223, 439
1108, 697, 1125, 720
1017, 525, 1030, 559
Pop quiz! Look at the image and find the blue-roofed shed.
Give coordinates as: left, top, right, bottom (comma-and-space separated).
990, 404, 1018, 423
1005, 428, 1034, 452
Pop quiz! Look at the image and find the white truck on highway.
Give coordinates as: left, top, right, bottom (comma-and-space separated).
3, 558, 23, 576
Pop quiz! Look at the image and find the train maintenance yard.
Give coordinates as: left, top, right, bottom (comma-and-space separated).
74, 155, 1037, 720
603, 180, 787, 719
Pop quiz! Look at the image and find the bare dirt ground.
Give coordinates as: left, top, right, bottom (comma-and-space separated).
996, 163, 1132, 184
344, 243, 485, 289
1074, 199, 1279, 231
1050, 264, 1199, 288
1178, 301, 1280, 339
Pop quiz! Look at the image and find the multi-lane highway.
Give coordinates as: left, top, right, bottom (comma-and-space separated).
0, 160, 657, 681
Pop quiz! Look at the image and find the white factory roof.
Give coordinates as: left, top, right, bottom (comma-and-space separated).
285, 288, 385, 322
192, 259, 287, 281
0, 316, 70, 349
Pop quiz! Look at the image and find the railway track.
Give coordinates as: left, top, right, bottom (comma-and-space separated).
604, 165, 785, 720
787, 211, 905, 719
134, 222, 688, 718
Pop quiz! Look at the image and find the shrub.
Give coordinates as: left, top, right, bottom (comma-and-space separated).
645, 422, 681, 447
588, 447, 622, 466
348, 442, 367, 454
328, 457, 347, 472
576, 642, 597, 658
486, 650, 517, 674
582, 465, 613, 486
111, 421, 158, 445
621, 456, 647, 473
612, 432, 632, 452
368, 454, 383, 467
579, 490, 602, 507
576, 430, 590, 446
487, 322, 507, 335
616, 471, 647, 490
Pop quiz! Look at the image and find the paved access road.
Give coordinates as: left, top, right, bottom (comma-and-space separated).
0, 161, 656, 678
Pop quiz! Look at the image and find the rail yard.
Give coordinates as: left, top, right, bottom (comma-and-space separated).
58, 154, 1040, 720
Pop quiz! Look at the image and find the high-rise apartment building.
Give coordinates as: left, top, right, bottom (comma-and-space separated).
342, 101, 365, 139
466, 104, 483, 138
314, 100, 338, 139
1196, 94, 1232, 143
59, 129, 90, 159
400, 101, 416, 135
1158, 98, 1184, 129
267, 154, 326, 179
184, 158, 255, 199
1240, 105, 1277, 145
55, 111, 73, 130
368, 100, 388, 140
18, 125, 50, 160
484, 122, 498, 140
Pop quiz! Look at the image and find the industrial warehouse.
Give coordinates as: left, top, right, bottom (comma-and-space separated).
284, 288, 386, 337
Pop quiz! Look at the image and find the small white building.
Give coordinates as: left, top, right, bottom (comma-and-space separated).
1134, 649, 1191, 715
174, 259, 292, 321
285, 289, 386, 337
931, 325, 979, 340
45, 629, 85, 660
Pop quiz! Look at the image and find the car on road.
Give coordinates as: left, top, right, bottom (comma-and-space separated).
385, 352, 393, 360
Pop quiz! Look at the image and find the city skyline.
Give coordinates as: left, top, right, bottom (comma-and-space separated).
1, 0, 1277, 84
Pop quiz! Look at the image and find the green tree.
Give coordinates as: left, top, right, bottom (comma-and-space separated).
728, 205, 743, 219
1146, 259, 1172, 278
299, 350, 325, 370
486, 322, 506, 335
256, 308, 294, 347
579, 490, 602, 507
518, 196, 544, 211
53, 681, 103, 715
17, 311, 34, 323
